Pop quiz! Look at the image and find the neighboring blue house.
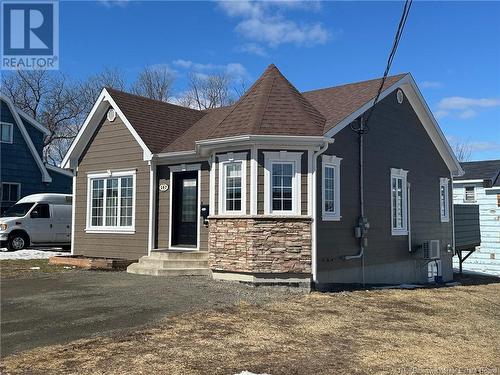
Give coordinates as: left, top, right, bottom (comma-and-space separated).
453, 160, 500, 276
0, 93, 72, 212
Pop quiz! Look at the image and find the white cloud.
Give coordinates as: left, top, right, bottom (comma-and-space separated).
435, 96, 500, 120
97, 0, 130, 7
421, 81, 443, 89
468, 141, 500, 152
237, 43, 268, 57
172, 60, 249, 82
438, 97, 500, 110
218, 1, 330, 48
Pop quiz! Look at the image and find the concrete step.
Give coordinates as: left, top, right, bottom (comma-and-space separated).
138, 258, 208, 269
127, 263, 211, 277
148, 251, 209, 261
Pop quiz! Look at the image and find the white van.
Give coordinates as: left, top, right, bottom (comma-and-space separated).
0, 194, 72, 251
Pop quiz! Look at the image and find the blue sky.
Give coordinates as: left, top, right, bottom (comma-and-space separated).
60, 1, 500, 160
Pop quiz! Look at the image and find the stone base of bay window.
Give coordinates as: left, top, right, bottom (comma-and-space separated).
212, 270, 311, 289
208, 216, 312, 279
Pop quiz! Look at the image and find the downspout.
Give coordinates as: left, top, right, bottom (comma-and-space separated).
312, 138, 335, 284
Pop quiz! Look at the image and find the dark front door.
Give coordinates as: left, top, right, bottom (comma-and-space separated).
172, 171, 198, 248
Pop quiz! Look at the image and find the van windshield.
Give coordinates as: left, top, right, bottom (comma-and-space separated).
1, 203, 35, 217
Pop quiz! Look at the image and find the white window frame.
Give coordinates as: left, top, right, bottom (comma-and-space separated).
439, 177, 450, 222
0, 122, 13, 144
390, 168, 408, 236
1, 182, 21, 202
463, 185, 476, 203
85, 170, 136, 234
322, 154, 342, 221
218, 152, 247, 215
264, 151, 303, 216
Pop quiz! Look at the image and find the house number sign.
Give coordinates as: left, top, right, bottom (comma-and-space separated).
159, 184, 169, 192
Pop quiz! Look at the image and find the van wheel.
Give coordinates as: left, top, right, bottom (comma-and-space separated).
8, 233, 28, 251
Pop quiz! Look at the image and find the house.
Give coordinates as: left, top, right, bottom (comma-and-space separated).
61, 64, 462, 288
1, 94, 72, 212
452, 160, 500, 276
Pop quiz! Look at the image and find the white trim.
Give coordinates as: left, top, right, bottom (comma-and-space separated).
16, 109, 50, 135
209, 153, 216, 216
148, 160, 156, 254
61, 88, 153, 169
218, 152, 247, 215
263, 151, 303, 216
71, 172, 76, 255
452, 179, 483, 184
85, 170, 136, 234
1, 182, 21, 202
250, 146, 258, 215
307, 148, 313, 216
45, 164, 73, 177
0, 93, 52, 182
168, 163, 202, 251
321, 154, 342, 221
390, 168, 409, 236
439, 177, 450, 223
0, 122, 13, 143
324, 74, 463, 176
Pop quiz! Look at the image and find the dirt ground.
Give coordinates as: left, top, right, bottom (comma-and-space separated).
1, 263, 498, 375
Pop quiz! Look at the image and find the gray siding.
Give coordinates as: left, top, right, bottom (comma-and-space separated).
316, 90, 454, 284
74, 110, 150, 260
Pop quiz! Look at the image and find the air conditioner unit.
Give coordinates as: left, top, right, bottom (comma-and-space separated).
422, 240, 440, 260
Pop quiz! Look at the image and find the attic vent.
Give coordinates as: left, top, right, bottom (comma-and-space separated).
107, 108, 116, 122
396, 89, 404, 104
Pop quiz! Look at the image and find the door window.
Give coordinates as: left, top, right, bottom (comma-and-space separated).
31, 204, 50, 219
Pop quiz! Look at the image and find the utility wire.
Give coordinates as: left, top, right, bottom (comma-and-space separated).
354, 0, 413, 134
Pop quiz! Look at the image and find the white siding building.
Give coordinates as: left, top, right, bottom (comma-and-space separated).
453, 160, 500, 276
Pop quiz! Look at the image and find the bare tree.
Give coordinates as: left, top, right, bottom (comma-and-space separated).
80, 67, 126, 113
181, 72, 235, 110
131, 66, 175, 102
453, 140, 472, 162
1, 70, 87, 165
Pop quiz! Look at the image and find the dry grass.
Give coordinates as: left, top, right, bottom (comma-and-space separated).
0, 260, 72, 279
1, 283, 499, 375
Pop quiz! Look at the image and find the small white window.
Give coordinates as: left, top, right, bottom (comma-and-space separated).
1, 182, 21, 203
264, 151, 302, 215
439, 177, 450, 222
218, 152, 247, 215
390, 168, 408, 236
1, 122, 13, 143
464, 186, 476, 203
86, 170, 136, 233
322, 154, 342, 221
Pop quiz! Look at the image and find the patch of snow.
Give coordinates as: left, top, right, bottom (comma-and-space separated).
29, 266, 41, 270
374, 284, 425, 290
0, 248, 66, 260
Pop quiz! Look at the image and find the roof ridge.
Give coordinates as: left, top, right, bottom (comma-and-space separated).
105, 87, 204, 115
302, 73, 408, 94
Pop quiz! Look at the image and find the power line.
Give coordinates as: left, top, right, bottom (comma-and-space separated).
355, 0, 413, 133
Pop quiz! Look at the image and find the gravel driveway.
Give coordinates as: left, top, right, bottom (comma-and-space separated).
1, 270, 299, 356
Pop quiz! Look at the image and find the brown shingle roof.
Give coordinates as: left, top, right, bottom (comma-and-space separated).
106, 87, 206, 153
105, 68, 408, 154
302, 73, 407, 133
163, 64, 326, 152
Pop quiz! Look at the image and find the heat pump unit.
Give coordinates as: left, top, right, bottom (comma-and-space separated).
422, 240, 440, 260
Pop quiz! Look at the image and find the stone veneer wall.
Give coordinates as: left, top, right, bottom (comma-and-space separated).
208, 217, 312, 274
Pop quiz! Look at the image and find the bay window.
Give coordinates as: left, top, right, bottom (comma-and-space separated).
87, 170, 135, 232
218, 152, 247, 214
390, 168, 408, 235
322, 154, 342, 221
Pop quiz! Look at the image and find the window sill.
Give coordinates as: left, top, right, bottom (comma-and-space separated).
322, 214, 341, 221
440, 217, 450, 223
85, 228, 135, 235
391, 229, 408, 236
